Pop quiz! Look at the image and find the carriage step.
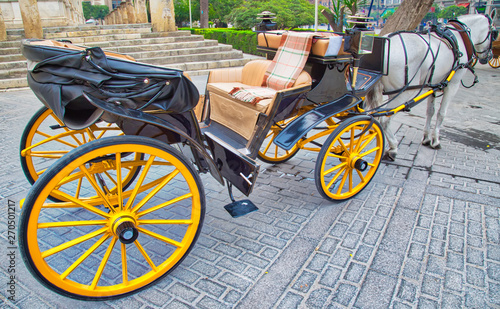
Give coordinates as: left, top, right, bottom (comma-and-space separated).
224, 199, 258, 218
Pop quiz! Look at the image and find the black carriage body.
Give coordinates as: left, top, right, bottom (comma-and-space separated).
21, 39, 200, 130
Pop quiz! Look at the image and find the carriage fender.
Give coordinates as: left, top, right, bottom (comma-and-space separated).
274, 94, 362, 150
82, 92, 224, 185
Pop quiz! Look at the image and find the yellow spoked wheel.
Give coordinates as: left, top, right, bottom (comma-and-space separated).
19, 136, 205, 300
315, 116, 384, 201
489, 55, 500, 68
20, 106, 139, 186
258, 117, 300, 163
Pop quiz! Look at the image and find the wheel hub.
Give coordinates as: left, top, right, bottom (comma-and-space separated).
111, 215, 138, 244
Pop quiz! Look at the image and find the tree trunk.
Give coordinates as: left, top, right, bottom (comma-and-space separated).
380, 0, 434, 35
200, 0, 208, 28
321, 9, 343, 32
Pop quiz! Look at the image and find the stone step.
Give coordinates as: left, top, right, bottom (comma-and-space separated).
0, 41, 22, 49
124, 45, 234, 60
6, 23, 153, 36
0, 77, 27, 90
84, 35, 205, 48
140, 31, 193, 38
0, 47, 21, 55
0, 54, 25, 62
44, 27, 152, 39
0, 68, 26, 79
140, 50, 244, 66
103, 39, 219, 54
0, 61, 27, 71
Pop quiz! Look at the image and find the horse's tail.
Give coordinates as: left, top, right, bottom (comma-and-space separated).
364, 81, 384, 111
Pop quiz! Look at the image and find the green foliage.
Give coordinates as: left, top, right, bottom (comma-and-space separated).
227, 0, 328, 30
209, 0, 244, 23
438, 5, 468, 20
82, 2, 109, 20
181, 28, 262, 55
422, 4, 441, 24
174, 0, 200, 26
82, 2, 92, 20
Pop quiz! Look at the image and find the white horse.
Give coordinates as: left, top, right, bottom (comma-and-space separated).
365, 14, 497, 160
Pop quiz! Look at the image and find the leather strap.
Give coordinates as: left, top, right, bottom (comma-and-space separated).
449, 21, 474, 62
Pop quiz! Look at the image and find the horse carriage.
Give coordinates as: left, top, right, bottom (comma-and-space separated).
18, 14, 496, 300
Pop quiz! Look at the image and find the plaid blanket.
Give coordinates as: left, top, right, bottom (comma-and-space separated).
229, 87, 277, 105
264, 32, 314, 90
228, 32, 313, 105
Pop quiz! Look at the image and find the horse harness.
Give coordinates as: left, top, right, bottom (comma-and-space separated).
383, 17, 496, 97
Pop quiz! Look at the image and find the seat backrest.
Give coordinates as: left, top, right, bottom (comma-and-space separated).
241, 59, 312, 88
241, 60, 272, 86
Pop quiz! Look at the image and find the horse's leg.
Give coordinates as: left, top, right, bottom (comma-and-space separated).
430, 83, 459, 149
380, 116, 398, 161
422, 95, 435, 146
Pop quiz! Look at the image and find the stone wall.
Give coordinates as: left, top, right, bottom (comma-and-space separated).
0, 0, 84, 28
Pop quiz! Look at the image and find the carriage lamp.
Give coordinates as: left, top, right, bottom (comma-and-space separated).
256, 11, 277, 31
344, 15, 375, 88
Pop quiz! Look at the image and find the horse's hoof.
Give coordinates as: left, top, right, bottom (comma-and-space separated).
383, 152, 396, 161
422, 139, 431, 146
431, 143, 442, 149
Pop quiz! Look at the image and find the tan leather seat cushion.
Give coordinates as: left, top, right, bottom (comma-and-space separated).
207, 60, 312, 140
207, 82, 273, 139
257, 32, 349, 57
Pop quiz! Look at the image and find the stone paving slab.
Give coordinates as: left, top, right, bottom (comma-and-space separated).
0, 66, 499, 308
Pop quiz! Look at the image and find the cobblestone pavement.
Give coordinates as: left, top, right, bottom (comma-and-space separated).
1, 66, 499, 308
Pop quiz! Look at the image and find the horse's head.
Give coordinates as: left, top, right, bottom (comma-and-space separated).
458, 13, 498, 64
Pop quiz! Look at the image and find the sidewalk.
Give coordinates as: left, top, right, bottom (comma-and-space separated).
0, 65, 499, 308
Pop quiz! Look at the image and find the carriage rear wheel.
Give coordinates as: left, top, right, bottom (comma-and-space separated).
19, 136, 205, 300
20, 106, 140, 185
315, 116, 384, 201
489, 55, 500, 68
258, 117, 300, 163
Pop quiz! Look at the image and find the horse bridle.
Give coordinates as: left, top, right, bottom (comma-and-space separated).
473, 14, 498, 60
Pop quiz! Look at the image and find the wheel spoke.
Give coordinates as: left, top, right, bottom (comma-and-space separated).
358, 132, 377, 152
125, 155, 156, 210
136, 227, 183, 248
90, 236, 117, 290
134, 240, 157, 272
121, 243, 128, 285
137, 193, 193, 217
338, 138, 350, 154
350, 127, 355, 152
60, 233, 110, 280
323, 162, 347, 177
326, 166, 346, 190
356, 169, 366, 184
138, 219, 193, 225
51, 190, 111, 218
131, 169, 179, 213
358, 146, 380, 159
80, 165, 115, 212
41, 227, 108, 258
336, 167, 350, 195
38, 220, 107, 228
348, 168, 353, 192
75, 177, 83, 198
354, 127, 368, 152
116, 153, 123, 211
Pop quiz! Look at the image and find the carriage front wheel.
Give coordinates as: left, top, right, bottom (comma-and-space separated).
19, 135, 205, 300
315, 116, 384, 201
258, 116, 301, 163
